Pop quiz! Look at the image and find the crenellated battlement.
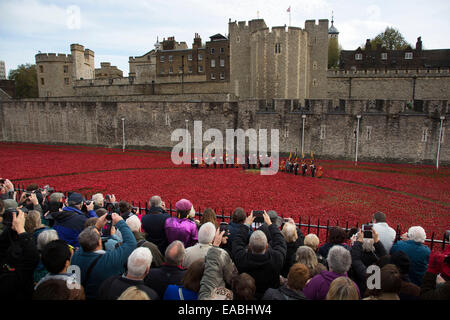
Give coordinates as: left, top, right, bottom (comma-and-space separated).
328, 67, 450, 77
251, 25, 307, 38
304, 19, 329, 32
70, 43, 85, 52
229, 18, 267, 33
35, 53, 72, 63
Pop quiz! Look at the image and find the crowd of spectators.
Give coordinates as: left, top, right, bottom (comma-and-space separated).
0, 178, 448, 301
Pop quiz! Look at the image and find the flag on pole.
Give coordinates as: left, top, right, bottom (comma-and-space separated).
287, 6, 291, 12
288, 151, 292, 162
311, 151, 314, 159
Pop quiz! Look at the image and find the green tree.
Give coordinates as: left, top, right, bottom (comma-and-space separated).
328, 37, 341, 69
367, 27, 411, 50
8, 64, 38, 98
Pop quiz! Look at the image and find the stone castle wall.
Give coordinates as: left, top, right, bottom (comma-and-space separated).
328, 68, 450, 101
1, 97, 448, 164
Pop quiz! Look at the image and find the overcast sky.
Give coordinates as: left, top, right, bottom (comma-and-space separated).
1, 0, 449, 76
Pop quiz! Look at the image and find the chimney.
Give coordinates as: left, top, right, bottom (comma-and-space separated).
416, 36, 422, 51
193, 33, 202, 49
365, 39, 371, 50
162, 37, 176, 50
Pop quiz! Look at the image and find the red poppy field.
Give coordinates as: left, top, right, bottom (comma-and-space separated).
1, 142, 449, 246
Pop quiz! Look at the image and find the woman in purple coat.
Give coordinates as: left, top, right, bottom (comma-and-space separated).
303, 245, 360, 300
165, 199, 198, 248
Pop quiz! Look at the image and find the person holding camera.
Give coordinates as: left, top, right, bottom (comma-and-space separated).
371, 211, 396, 253
70, 212, 137, 299
0, 208, 40, 300
232, 211, 287, 300
0, 178, 15, 200
52, 192, 97, 248
198, 227, 238, 300
18, 191, 43, 214
350, 228, 387, 294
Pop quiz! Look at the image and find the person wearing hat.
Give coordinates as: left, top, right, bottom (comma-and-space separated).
0, 199, 18, 235
164, 199, 198, 248
52, 192, 97, 248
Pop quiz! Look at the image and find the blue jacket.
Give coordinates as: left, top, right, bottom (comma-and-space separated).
70, 220, 137, 299
52, 206, 97, 248
163, 285, 197, 300
390, 240, 430, 287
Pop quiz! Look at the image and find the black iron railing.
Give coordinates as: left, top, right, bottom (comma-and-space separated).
13, 185, 448, 251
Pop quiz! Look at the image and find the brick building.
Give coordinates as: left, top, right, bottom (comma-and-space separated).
339, 37, 450, 71
205, 34, 230, 82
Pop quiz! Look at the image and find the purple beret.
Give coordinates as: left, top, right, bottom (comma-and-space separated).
176, 198, 193, 211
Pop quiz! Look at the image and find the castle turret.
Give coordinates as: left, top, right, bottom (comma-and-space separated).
305, 19, 329, 99
328, 12, 339, 40
71, 43, 95, 81
35, 52, 74, 97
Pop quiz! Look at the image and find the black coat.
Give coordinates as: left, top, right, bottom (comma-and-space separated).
419, 272, 450, 300
142, 207, 170, 254
224, 221, 252, 260
350, 240, 387, 294
280, 228, 305, 278
144, 264, 186, 298
98, 275, 159, 300
232, 224, 287, 300
0, 229, 40, 300
262, 285, 308, 300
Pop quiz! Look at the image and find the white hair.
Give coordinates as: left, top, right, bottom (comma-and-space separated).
150, 195, 162, 207
37, 229, 59, 251
91, 193, 104, 206
127, 247, 153, 278
249, 230, 268, 254
362, 239, 375, 252
198, 222, 216, 244
408, 226, 426, 243
327, 245, 352, 274
281, 222, 298, 243
126, 215, 142, 233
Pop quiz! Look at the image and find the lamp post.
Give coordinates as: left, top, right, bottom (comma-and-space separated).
181, 55, 184, 94
301, 114, 306, 156
121, 117, 125, 152
185, 119, 189, 157
436, 116, 445, 170
355, 115, 361, 165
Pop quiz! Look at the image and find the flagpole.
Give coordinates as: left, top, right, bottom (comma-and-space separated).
287, 6, 291, 27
